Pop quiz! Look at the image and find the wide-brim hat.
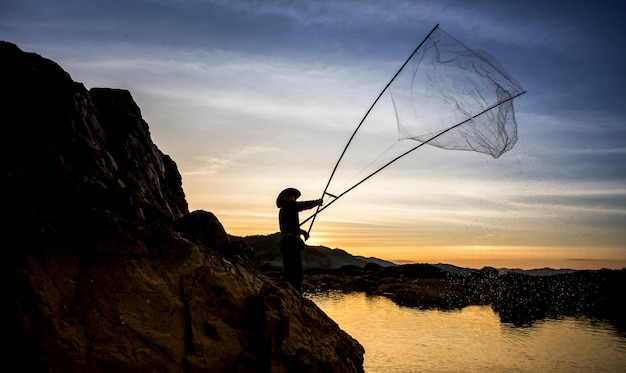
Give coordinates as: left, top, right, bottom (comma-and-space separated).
276, 187, 301, 208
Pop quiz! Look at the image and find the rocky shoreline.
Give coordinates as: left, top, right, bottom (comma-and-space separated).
263, 263, 626, 329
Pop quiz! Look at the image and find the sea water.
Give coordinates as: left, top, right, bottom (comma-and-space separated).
306, 291, 626, 373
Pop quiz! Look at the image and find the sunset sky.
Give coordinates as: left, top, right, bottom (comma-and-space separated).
2, 0, 625, 269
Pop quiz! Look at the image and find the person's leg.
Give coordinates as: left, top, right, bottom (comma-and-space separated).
280, 237, 303, 291
292, 246, 303, 291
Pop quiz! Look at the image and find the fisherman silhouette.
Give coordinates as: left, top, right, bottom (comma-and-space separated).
276, 188, 322, 291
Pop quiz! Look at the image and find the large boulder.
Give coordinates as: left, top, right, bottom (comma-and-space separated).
0, 40, 363, 372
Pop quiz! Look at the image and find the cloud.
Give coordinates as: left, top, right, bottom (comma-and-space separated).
180, 145, 280, 175
4, 0, 624, 268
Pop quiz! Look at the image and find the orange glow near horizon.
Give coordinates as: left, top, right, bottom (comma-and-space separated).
304, 239, 626, 270
200, 205, 626, 270
182, 159, 626, 272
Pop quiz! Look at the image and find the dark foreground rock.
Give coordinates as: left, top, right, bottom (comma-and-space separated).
1, 41, 363, 372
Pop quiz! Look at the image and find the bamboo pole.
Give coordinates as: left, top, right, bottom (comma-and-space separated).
305, 23, 440, 236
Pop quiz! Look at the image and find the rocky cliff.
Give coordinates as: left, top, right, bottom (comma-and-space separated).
1, 41, 364, 372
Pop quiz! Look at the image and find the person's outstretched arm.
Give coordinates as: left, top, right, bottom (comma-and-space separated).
296, 199, 322, 211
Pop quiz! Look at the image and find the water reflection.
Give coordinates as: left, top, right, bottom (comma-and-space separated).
306, 291, 626, 373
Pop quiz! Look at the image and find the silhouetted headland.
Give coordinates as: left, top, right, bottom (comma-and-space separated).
2, 40, 364, 372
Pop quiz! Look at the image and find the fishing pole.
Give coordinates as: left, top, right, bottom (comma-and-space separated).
305, 23, 440, 236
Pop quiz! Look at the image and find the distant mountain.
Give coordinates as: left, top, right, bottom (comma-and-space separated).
433, 263, 478, 276
499, 267, 576, 276
433, 263, 577, 276
232, 233, 396, 269
237, 235, 580, 275
353, 255, 396, 268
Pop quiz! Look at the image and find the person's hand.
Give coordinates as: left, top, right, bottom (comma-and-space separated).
317, 199, 323, 206
302, 230, 310, 240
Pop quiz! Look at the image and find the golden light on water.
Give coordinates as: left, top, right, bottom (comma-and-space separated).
307, 292, 626, 372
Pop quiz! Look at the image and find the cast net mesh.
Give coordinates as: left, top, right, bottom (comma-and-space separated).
389, 26, 525, 158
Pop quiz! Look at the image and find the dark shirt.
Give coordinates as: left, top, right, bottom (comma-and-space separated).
279, 200, 320, 234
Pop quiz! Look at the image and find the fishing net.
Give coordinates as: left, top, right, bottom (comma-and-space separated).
389, 26, 525, 158
304, 25, 526, 231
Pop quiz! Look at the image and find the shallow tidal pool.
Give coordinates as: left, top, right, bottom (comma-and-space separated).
306, 291, 626, 373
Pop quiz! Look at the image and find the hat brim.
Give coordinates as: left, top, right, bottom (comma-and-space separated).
276, 188, 301, 208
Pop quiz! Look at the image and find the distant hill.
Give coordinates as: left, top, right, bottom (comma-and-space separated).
231, 233, 396, 270
499, 267, 576, 276
433, 263, 577, 276
236, 234, 580, 275
433, 263, 478, 276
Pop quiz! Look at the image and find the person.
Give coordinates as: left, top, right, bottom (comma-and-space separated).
276, 188, 322, 291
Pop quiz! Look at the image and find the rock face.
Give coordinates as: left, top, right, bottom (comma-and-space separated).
1, 41, 364, 372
